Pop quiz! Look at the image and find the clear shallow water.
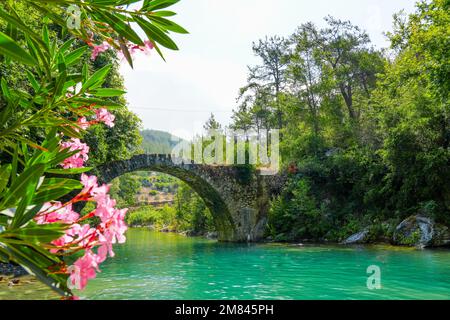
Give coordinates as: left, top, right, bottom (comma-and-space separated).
78, 228, 450, 300
2, 228, 450, 300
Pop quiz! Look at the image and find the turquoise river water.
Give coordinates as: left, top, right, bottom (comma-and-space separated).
2, 228, 450, 299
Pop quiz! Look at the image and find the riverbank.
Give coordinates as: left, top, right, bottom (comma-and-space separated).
128, 225, 450, 250
0, 262, 28, 278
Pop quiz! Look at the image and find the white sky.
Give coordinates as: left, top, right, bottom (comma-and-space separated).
120, 0, 417, 140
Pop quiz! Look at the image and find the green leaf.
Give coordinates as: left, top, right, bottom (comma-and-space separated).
92, 88, 127, 97
0, 7, 46, 49
37, 177, 82, 193
95, 11, 144, 45
150, 40, 166, 61
58, 39, 75, 55
1, 78, 11, 99
151, 10, 177, 17
144, 0, 181, 11
0, 31, 37, 65
71, 96, 124, 108
148, 15, 188, 34
14, 204, 42, 229
1, 243, 71, 297
0, 164, 12, 194
0, 164, 45, 210
64, 46, 87, 67
119, 37, 134, 68
26, 71, 40, 92
42, 25, 50, 49
134, 16, 179, 50
81, 64, 112, 92
8, 224, 66, 243
46, 167, 92, 175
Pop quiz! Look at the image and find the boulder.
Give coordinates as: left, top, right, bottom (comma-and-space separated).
341, 228, 370, 245
205, 231, 218, 240
393, 215, 450, 248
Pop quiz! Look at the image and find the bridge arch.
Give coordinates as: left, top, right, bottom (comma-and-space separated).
93, 154, 236, 240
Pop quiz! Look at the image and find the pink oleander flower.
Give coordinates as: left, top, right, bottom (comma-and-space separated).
76, 117, 90, 131
35, 202, 79, 225
90, 41, 110, 60
68, 223, 98, 249
60, 138, 89, 169
80, 174, 98, 195
48, 172, 128, 292
68, 251, 99, 290
95, 108, 115, 127
118, 39, 154, 60
94, 194, 117, 223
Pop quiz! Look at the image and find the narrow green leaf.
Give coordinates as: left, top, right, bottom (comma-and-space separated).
81, 64, 112, 91
64, 46, 88, 66
46, 167, 92, 175
91, 88, 127, 97
1, 164, 45, 209
95, 10, 143, 45
151, 10, 177, 17
148, 15, 188, 34
0, 164, 12, 194
144, 0, 181, 11
0, 31, 37, 65
134, 16, 179, 50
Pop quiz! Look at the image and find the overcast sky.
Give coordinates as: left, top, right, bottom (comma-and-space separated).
120, 0, 417, 140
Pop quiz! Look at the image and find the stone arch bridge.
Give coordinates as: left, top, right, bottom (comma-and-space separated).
92, 154, 285, 242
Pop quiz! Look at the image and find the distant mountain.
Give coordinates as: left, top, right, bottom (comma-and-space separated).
140, 129, 183, 154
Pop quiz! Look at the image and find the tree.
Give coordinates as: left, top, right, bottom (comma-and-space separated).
203, 113, 222, 131
238, 36, 290, 132
370, 0, 450, 218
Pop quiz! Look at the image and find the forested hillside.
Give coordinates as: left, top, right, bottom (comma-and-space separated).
140, 129, 182, 154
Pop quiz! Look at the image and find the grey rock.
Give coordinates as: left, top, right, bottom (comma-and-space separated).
393, 215, 450, 248
205, 231, 218, 239
341, 228, 370, 244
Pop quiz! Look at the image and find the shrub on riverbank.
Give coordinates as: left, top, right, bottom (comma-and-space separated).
126, 206, 176, 229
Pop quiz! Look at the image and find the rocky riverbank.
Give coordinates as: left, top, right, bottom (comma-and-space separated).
338, 215, 450, 249
0, 262, 27, 277
129, 224, 219, 240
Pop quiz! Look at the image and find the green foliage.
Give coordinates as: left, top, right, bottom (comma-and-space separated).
0, 133, 88, 296
0, 0, 187, 66
109, 173, 141, 207
269, 178, 327, 241
126, 205, 176, 229
255, 1, 450, 241
0, 0, 186, 297
174, 183, 214, 234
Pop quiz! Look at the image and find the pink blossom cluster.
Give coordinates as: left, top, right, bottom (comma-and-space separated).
90, 39, 154, 61
60, 109, 115, 169
35, 174, 128, 291
95, 108, 115, 128
75, 108, 115, 132
39, 105, 124, 296
60, 138, 89, 169
90, 41, 111, 60
117, 40, 154, 60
